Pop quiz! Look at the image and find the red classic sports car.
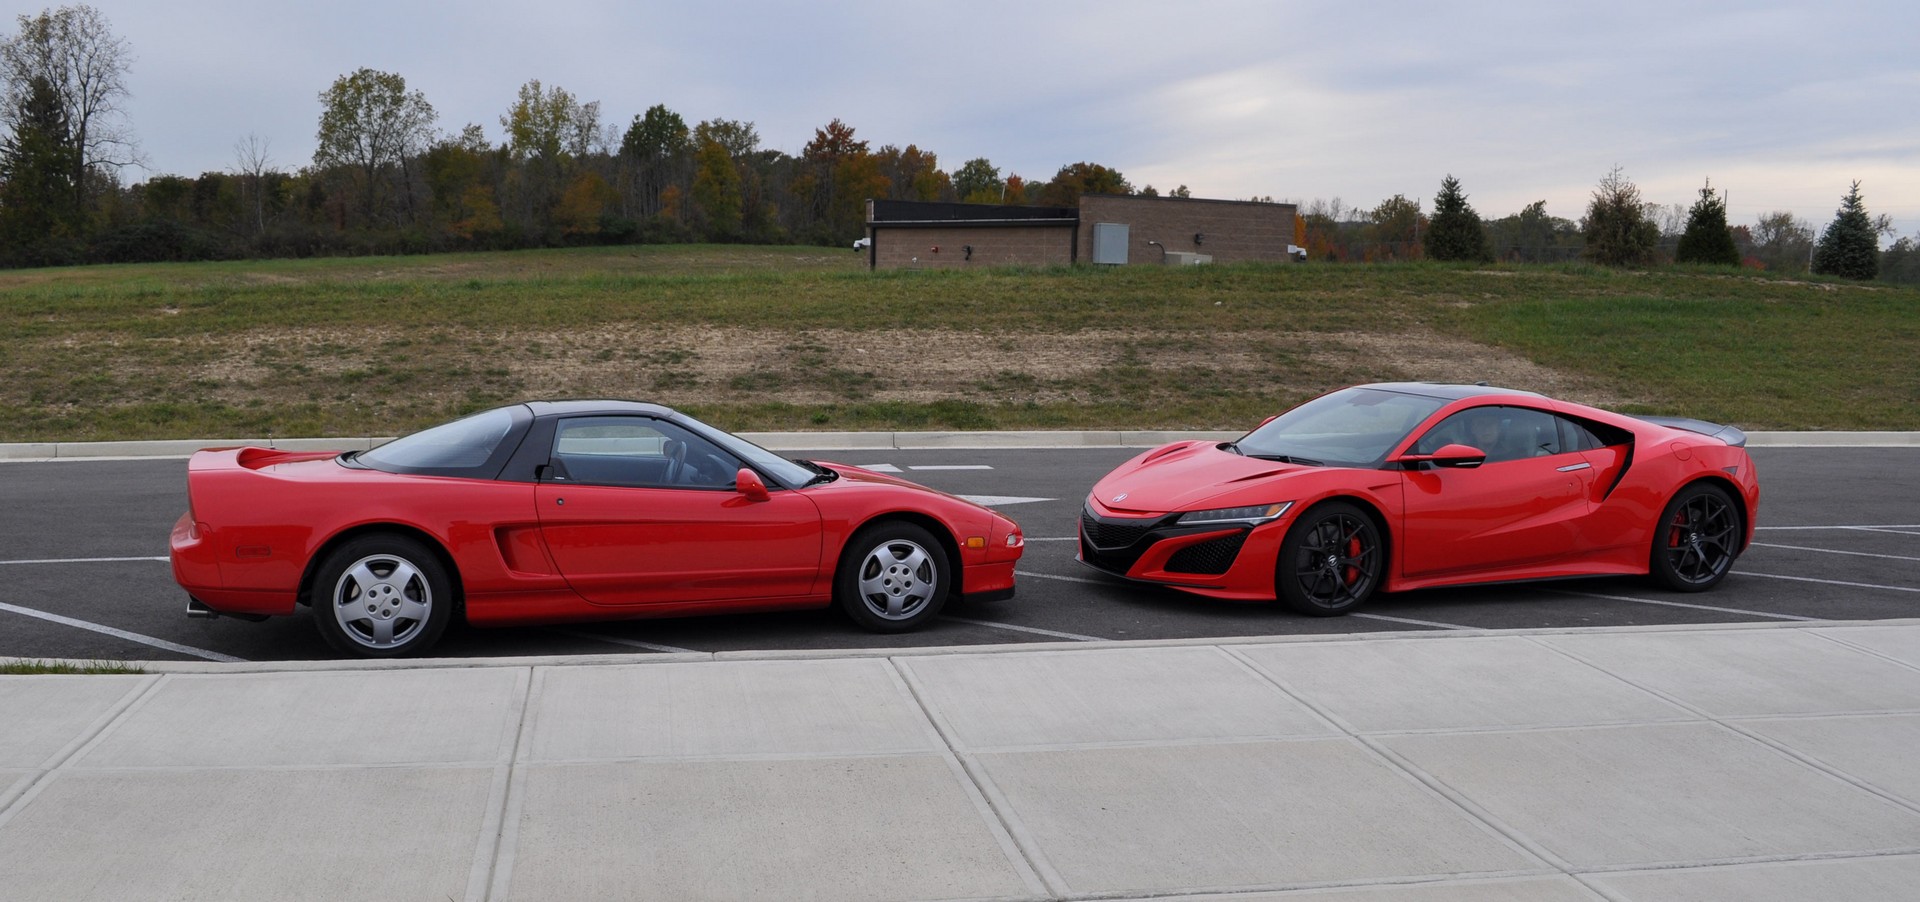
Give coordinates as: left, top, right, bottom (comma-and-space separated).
1080, 383, 1759, 614
171, 401, 1024, 656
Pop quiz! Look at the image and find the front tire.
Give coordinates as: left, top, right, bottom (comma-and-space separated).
1650, 483, 1740, 592
311, 535, 454, 657
1276, 502, 1383, 616
836, 522, 950, 632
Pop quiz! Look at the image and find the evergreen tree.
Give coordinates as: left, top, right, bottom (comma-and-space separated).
0, 75, 81, 265
1423, 174, 1492, 262
1812, 181, 1880, 280
1674, 179, 1740, 266
1582, 166, 1659, 267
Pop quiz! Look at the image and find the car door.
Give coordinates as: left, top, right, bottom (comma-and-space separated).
1398, 405, 1596, 578
533, 415, 823, 605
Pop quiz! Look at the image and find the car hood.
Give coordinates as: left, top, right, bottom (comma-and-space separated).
1090, 441, 1320, 514
814, 460, 981, 504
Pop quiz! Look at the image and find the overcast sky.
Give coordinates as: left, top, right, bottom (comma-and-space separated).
65, 0, 1920, 239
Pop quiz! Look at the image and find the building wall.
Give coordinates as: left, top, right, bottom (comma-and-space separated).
870, 224, 1075, 269
1076, 195, 1298, 265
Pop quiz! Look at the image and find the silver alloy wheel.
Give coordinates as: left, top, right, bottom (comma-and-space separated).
330, 553, 433, 650
855, 538, 938, 621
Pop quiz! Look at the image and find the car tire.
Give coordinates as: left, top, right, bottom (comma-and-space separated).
311, 534, 454, 657
1649, 482, 1740, 592
835, 522, 950, 632
1275, 501, 1383, 616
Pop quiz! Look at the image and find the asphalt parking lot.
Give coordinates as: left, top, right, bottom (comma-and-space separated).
1, 446, 1915, 663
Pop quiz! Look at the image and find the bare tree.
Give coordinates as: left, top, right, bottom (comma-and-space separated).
232, 132, 271, 234
1, 4, 139, 209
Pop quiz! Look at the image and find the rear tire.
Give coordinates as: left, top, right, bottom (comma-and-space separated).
835, 522, 950, 632
1275, 502, 1383, 616
1649, 483, 1740, 592
311, 534, 453, 657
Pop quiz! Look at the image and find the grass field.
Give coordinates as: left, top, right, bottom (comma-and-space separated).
2, 244, 1915, 441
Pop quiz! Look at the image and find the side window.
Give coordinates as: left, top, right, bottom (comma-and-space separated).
549, 417, 740, 489
1558, 416, 1604, 452
1412, 406, 1564, 464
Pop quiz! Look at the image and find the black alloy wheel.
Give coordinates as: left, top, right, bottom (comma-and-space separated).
1276, 501, 1383, 616
1650, 483, 1740, 591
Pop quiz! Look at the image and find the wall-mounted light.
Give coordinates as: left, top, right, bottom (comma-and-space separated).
1193, 232, 1206, 246
963, 244, 973, 261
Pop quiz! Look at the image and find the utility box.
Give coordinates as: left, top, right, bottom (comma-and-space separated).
1091, 222, 1130, 264
1163, 252, 1213, 266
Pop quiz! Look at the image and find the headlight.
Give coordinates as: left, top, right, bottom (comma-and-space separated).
1176, 502, 1293, 526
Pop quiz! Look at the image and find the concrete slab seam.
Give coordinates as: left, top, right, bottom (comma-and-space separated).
0, 673, 165, 833
479, 666, 540, 902
1217, 645, 1572, 873
886, 657, 1063, 898
1524, 636, 1920, 821
1808, 630, 1920, 677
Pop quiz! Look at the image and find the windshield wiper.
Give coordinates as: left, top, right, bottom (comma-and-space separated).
1246, 453, 1323, 466
1219, 441, 1244, 455
793, 458, 838, 486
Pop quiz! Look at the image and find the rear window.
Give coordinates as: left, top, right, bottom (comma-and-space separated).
358, 407, 522, 475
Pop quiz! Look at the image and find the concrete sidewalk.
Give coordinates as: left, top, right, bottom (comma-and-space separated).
4, 621, 1920, 901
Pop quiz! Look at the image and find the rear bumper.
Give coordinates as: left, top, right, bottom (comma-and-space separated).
170, 512, 296, 617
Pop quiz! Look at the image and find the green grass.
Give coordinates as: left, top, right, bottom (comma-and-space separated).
2, 247, 1916, 439
0, 660, 146, 675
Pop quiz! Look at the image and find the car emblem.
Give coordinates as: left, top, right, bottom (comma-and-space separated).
1111, 493, 1128, 503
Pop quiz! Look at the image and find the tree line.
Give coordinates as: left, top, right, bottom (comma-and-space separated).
2, 4, 1916, 285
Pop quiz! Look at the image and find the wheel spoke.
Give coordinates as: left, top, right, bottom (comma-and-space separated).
344, 561, 382, 596
369, 616, 397, 646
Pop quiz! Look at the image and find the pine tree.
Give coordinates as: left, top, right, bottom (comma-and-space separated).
1674, 179, 1740, 266
1423, 174, 1492, 262
0, 76, 82, 265
1582, 166, 1660, 267
1812, 181, 1879, 280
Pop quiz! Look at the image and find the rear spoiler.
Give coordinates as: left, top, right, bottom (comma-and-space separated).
1631, 416, 1748, 448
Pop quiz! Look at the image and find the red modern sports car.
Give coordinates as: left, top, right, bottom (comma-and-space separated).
171, 401, 1024, 656
1079, 383, 1759, 614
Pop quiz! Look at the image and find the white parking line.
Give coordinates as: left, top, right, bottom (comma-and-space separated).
1015, 569, 1118, 586
1547, 589, 1824, 621
941, 616, 1101, 641
1752, 542, 1920, 563
1024, 537, 1079, 542
545, 628, 698, 654
0, 555, 168, 565
1848, 527, 1920, 537
909, 465, 995, 471
1737, 572, 1920, 593
1756, 524, 1920, 531
0, 601, 245, 662
955, 495, 1054, 507
854, 463, 902, 472
1352, 613, 1475, 630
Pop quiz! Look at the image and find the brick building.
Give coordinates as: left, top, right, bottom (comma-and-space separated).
864, 194, 1298, 270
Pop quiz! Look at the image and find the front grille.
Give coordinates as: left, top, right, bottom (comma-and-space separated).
1164, 532, 1249, 575
1080, 508, 1156, 550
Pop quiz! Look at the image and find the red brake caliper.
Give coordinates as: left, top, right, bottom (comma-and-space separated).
1344, 531, 1362, 584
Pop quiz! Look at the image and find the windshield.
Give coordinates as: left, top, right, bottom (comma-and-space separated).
359, 407, 519, 473
1236, 388, 1447, 468
674, 413, 815, 487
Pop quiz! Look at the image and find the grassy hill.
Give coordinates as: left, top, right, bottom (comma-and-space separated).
2, 244, 1915, 441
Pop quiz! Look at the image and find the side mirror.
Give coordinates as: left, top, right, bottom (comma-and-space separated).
1395, 443, 1487, 469
735, 468, 771, 502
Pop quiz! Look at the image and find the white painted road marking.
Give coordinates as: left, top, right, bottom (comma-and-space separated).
1353, 613, 1475, 630
1023, 537, 1080, 542
1015, 569, 1118, 586
942, 616, 1101, 641
1737, 571, 1920, 593
955, 495, 1054, 507
546, 628, 698, 654
1549, 589, 1825, 621
854, 463, 902, 472
1, 555, 168, 565
1756, 524, 1920, 531
909, 465, 995, 471
0, 601, 244, 662
1752, 542, 1920, 563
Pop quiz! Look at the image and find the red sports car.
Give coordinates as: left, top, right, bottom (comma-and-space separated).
171, 401, 1024, 656
1080, 383, 1759, 614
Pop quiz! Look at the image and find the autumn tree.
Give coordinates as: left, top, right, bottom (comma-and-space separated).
1422, 175, 1491, 262
1812, 181, 1882, 280
0, 75, 80, 263
500, 80, 599, 163
876, 144, 947, 202
619, 104, 688, 218
1674, 179, 1739, 266
1367, 194, 1422, 259
422, 124, 501, 241
1039, 161, 1130, 206
690, 139, 741, 240
953, 157, 1003, 203
1581, 166, 1659, 267
1, 4, 136, 213
1751, 211, 1814, 273
313, 67, 436, 227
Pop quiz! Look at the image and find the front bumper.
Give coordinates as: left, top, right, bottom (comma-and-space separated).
1077, 501, 1290, 600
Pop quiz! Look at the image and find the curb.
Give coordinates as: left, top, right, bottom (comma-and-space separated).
6, 617, 1916, 675
3, 430, 1918, 462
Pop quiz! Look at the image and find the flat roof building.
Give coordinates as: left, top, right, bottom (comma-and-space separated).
864, 194, 1298, 269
